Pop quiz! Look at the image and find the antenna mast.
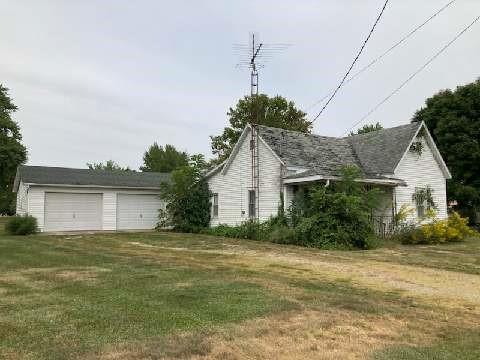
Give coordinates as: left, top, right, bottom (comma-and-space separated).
250, 34, 261, 221
234, 34, 289, 222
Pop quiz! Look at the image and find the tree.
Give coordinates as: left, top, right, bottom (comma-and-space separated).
159, 154, 211, 232
0, 85, 27, 215
86, 160, 130, 171
412, 79, 480, 222
349, 122, 383, 136
211, 94, 311, 162
140, 143, 188, 173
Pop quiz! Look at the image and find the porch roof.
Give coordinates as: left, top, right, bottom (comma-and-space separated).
283, 170, 406, 186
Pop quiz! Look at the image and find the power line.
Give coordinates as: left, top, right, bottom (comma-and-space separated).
344, 15, 480, 135
311, 0, 390, 122
305, 0, 456, 112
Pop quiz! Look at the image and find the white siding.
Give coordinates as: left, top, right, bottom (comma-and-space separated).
208, 128, 283, 226
103, 191, 117, 230
28, 187, 46, 231
24, 185, 161, 232
15, 181, 29, 215
394, 137, 448, 222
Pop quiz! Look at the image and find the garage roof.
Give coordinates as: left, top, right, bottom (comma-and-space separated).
14, 166, 170, 191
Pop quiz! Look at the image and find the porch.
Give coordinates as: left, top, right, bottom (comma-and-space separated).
282, 174, 404, 238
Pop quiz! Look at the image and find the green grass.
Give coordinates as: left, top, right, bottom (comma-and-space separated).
0, 231, 479, 359
374, 330, 480, 360
0, 216, 11, 235
0, 234, 293, 359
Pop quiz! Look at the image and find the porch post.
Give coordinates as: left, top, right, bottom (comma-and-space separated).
283, 185, 294, 211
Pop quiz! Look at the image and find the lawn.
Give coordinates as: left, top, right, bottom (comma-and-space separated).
0, 227, 479, 359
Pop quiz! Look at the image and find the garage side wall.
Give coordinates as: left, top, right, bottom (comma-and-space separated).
16, 181, 29, 216
26, 186, 162, 232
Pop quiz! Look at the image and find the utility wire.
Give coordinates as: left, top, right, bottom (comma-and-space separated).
311, 0, 389, 122
305, 0, 456, 112
344, 16, 480, 135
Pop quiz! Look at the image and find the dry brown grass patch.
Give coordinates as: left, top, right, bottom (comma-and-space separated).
0, 267, 111, 289
93, 331, 213, 360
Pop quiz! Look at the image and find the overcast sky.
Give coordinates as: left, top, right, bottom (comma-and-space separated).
1, 0, 479, 170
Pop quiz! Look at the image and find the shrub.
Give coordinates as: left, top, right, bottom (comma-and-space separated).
158, 155, 211, 232
399, 212, 476, 245
203, 216, 296, 244
5, 215, 38, 235
267, 224, 296, 244
203, 219, 266, 240
287, 174, 380, 249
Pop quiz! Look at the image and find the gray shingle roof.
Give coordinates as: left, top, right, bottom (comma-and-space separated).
257, 122, 422, 178
14, 166, 170, 190
349, 122, 421, 175
258, 125, 361, 177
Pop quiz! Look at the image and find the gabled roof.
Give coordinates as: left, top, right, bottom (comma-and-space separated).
348, 122, 422, 175
14, 166, 170, 191
258, 122, 449, 179
206, 121, 451, 181
257, 125, 360, 177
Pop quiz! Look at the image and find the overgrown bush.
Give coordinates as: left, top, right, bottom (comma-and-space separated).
5, 215, 38, 235
399, 212, 476, 245
285, 166, 384, 249
291, 186, 379, 249
158, 155, 211, 233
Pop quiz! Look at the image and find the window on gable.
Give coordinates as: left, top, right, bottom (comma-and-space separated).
248, 190, 256, 218
212, 193, 219, 217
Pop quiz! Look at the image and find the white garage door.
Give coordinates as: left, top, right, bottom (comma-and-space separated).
44, 192, 103, 231
116, 194, 162, 230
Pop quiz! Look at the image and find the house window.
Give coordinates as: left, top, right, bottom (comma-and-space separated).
417, 201, 425, 218
248, 190, 256, 218
412, 186, 435, 219
212, 193, 219, 217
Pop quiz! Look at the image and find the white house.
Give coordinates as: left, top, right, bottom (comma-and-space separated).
14, 166, 169, 232
206, 122, 451, 231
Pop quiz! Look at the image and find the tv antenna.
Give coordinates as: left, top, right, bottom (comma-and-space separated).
233, 33, 290, 221
233, 34, 290, 96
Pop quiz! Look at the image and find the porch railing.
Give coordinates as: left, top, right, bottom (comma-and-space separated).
370, 215, 395, 238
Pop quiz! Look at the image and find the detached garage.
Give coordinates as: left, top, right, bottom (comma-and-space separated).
13, 166, 170, 232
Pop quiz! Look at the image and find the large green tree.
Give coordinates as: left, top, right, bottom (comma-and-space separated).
86, 160, 130, 171
140, 143, 188, 173
0, 85, 27, 214
349, 122, 383, 136
211, 94, 311, 162
412, 79, 480, 222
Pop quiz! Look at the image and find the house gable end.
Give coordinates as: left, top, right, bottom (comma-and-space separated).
393, 122, 451, 179
221, 125, 284, 176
